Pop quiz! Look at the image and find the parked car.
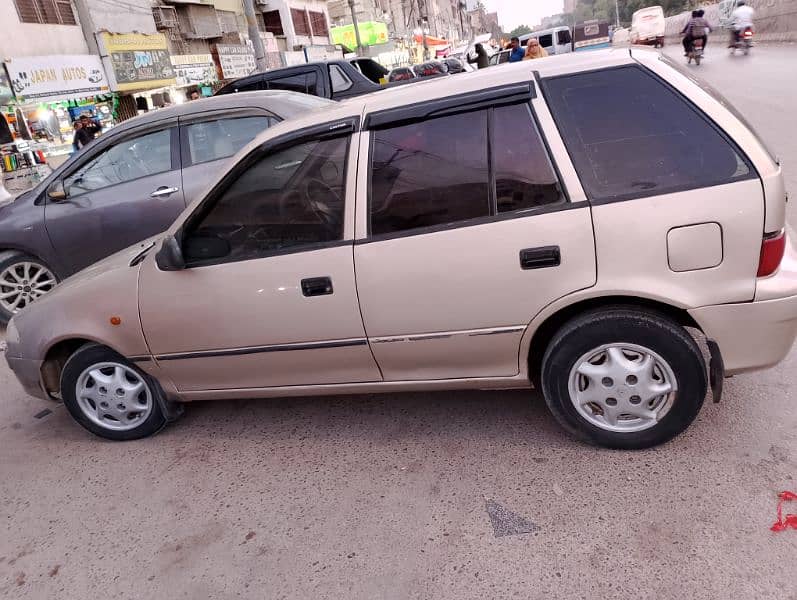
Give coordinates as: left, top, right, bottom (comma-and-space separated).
215, 59, 387, 100
6, 49, 792, 450
0, 91, 332, 323
412, 61, 448, 78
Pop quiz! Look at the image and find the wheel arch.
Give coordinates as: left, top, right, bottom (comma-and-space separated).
524, 294, 701, 388
41, 337, 120, 398
0, 246, 63, 280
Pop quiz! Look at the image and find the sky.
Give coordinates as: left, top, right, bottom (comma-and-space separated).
481, 0, 565, 31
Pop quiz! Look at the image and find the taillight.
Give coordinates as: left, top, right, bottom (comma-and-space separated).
757, 230, 785, 277
744, 29, 753, 38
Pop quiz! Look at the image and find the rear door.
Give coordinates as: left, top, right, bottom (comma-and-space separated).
178, 109, 278, 205
45, 120, 184, 274
353, 86, 597, 381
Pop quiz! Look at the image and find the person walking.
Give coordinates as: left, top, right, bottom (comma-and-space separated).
468, 43, 490, 69
524, 38, 549, 60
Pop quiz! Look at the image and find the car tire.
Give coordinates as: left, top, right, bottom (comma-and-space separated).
0, 251, 59, 325
540, 307, 707, 450
61, 344, 168, 441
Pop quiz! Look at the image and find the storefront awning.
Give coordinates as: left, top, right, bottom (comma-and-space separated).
413, 34, 449, 46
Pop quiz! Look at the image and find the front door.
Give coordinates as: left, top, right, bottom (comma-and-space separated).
354, 99, 597, 381
45, 122, 185, 275
139, 123, 381, 392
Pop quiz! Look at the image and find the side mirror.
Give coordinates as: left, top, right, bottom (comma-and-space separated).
47, 180, 66, 201
155, 235, 185, 271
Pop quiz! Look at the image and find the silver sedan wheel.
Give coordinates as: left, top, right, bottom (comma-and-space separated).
0, 261, 57, 314
75, 362, 153, 432
568, 343, 677, 433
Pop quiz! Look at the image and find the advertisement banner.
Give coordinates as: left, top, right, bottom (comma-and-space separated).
330, 21, 389, 48
3, 55, 109, 103
170, 54, 217, 87
215, 45, 256, 80
99, 33, 175, 92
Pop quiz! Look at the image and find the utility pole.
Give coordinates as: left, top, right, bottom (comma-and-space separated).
242, 0, 268, 72
348, 0, 365, 54
615, 0, 621, 27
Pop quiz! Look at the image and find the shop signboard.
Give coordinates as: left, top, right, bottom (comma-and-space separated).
99, 33, 175, 92
2, 55, 109, 103
170, 54, 218, 87
214, 45, 256, 80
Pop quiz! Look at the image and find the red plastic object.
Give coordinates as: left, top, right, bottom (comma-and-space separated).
770, 491, 797, 532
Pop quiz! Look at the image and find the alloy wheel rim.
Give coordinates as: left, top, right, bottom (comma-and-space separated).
75, 362, 153, 432
567, 343, 678, 434
0, 261, 56, 314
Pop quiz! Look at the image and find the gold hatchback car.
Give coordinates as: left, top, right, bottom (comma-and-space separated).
5, 49, 793, 448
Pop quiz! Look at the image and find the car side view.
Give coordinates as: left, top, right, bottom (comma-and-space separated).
5, 48, 794, 449
0, 91, 332, 323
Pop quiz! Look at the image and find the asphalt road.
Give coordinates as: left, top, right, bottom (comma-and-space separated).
2, 46, 797, 600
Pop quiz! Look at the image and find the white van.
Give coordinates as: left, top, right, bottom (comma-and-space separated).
631, 6, 666, 47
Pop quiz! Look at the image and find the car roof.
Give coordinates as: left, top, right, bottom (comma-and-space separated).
109, 90, 332, 135
240, 49, 637, 151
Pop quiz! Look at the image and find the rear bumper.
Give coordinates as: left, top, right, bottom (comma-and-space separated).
689, 293, 797, 375
5, 355, 47, 400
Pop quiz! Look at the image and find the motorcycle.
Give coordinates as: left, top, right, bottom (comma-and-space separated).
730, 27, 754, 55
687, 37, 705, 65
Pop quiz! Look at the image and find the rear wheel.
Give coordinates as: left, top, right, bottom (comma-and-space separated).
0, 251, 58, 324
61, 344, 169, 441
540, 307, 707, 449
695, 54, 701, 65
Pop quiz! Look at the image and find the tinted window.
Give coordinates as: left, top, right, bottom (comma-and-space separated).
305, 71, 318, 95
187, 136, 348, 264
64, 128, 172, 196
557, 29, 572, 44
268, 73, 310, 93
493, 104, 562, 212
539, 34, 553, 47
185, 116, 273, 165
544, 66, 752, 201
370, 111, 490, 236
329, 64, 352, 92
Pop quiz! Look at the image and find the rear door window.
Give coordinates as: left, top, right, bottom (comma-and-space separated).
267, 72, 311, 93
543, 66, 753, 202
184, 115, 275, 165
539, 34, 553, 47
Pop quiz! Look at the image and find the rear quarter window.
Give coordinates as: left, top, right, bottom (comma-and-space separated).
542, 65, 754, 202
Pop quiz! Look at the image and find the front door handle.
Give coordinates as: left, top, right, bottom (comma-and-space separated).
520, 246, 561, 270
301, 277, 333, 297
151, 186, 180, 198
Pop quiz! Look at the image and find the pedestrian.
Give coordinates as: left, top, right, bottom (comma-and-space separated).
468, 43, 490, 69
190, 90, 200, 101
507, 37, 525, 62
71, 121, 83, 153
524, 38, 549, 60
72, 120, 94, 151
79, 114, 102, 142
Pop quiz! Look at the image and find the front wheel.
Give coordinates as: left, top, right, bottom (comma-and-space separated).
695, 54, 702, 65
0, 251, 58, 324
61, 344, 169, 440
540, 307, 707, 449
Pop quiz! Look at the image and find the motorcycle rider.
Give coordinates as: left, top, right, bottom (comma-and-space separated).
682, 10, 711, 55
731, 0, 755, 46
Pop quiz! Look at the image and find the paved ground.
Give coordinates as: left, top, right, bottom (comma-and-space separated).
2, 46, 797, 600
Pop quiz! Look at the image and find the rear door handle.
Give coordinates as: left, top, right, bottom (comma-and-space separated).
151, 186, 180, 198
301, 277, 333, 297
520, 246, 561, 270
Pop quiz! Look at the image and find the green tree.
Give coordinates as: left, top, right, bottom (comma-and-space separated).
509, 24, 533, 37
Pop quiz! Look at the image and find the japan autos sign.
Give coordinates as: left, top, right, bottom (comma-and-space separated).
99, 33, 175, 92
3, 55, 109, 103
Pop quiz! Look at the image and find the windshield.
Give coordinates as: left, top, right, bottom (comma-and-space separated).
658, 53, 779, 164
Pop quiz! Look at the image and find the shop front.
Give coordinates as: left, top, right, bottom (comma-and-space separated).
97, 33, 177, 118
1, 54, 112, 190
